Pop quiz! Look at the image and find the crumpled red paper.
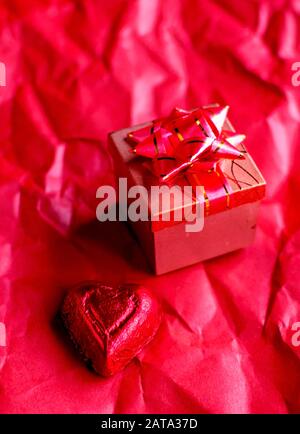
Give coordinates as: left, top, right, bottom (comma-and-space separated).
0, 0, 300, 414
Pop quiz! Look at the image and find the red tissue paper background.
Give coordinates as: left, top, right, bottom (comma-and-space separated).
0, 0, 300, 414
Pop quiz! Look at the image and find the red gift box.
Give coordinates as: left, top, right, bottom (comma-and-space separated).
108, 105, 266, 274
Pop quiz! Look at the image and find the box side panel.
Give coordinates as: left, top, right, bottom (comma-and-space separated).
153, 201, 261, 275
128, 220, 156, 272
109, 134, 156, 272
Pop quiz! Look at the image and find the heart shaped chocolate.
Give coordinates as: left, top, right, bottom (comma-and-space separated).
61, 282, 161, 376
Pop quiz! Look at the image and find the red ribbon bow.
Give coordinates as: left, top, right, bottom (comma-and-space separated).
127, 105, 246, 214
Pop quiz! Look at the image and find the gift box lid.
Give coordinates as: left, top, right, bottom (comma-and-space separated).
109, 105, 266, 232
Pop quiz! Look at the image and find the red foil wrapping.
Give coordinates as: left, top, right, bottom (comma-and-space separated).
61, 283, 161, 376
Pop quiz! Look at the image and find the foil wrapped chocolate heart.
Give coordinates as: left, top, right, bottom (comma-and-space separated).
61, 282, 161, 376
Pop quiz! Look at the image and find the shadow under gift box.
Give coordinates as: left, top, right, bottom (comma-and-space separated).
108, 111, 266, 275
